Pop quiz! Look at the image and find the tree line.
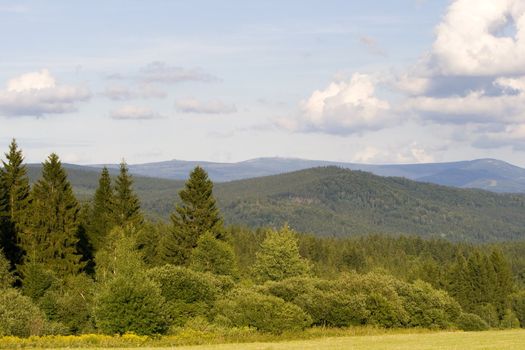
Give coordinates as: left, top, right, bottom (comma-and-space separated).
0, 139, 524, 336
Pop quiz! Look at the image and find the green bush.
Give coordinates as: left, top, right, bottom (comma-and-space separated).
510, 291, 525, 328
190, 232, 238, 277
0, 288, 46, 337
457, 313, 489, 331
396, 280, 461, 329
147, 265, 218, 326
500, 308, 520, 329
94, 274, 168, 335
215, 288, 312, 333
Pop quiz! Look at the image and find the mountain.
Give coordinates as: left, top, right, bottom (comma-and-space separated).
91, 157, 525, 193
26, 164, 525, 243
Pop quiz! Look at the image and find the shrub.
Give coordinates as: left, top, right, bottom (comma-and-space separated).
510, 291, 525, 328
0, 288, 45, 337
500, 308, 520, 329
94, 274, 168, 335
215, 288, 312, 333
147, 265, 218, 326
457, 313, 489, 331
190, 232, 238, 277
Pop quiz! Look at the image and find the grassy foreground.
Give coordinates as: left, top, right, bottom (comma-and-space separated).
1, 329, 524, 350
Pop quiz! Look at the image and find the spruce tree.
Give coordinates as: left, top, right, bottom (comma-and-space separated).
162, 166, 224, 265
87, 167, 115, 251
0, 139, 30, 268
19, 153, 83, 277
112, 161, 142, 227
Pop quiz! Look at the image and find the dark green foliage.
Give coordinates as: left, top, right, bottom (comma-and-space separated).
20, 154, 83, 277
0, 288, 45, 337
0, 250, 14, 289
112, 162, 143, 228
20, 263, 56, 301
86, 167, 114, 252
252, 225, 311, 282
0, 139, 30, 268
456, 313, 489, 331
190, 232, 238, 277
39, 274, 96, 334
215, 288, 312, 333
500, 308, 520, 329
162, 166, 224, 265
147, 265, 218, 326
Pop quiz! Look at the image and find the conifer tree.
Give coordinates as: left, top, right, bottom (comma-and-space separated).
87, 167, 115, 251
19, 153, 83, 277
111, 161, 142, 227
0, 140, 30, 269
162, 166, 224, 265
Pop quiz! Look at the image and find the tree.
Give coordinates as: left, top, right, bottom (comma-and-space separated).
190, 231, 238, 277
0, 139, 30, 268
19, 153, 83, 277
111, 162, 142, 228
162, 166, 224, 265
252, 225, 311, 282
0, 249, 14, 289
87, 167, 115, 251
94, 227, 167, 335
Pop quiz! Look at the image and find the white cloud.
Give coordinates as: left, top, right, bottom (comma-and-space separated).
110, 105, 163, 120
431, 0, 525, 76
353, 143, 434, 164
102, 84, 167, 100
175, 98, 237, 114
0, 69, 91, 117
359, 35, 386, 56
139, 62, 218, 84
280, 73, 393, 135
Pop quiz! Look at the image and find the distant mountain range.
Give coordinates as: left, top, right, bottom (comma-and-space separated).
25, 164, 525, 243
89, 157, 525, 193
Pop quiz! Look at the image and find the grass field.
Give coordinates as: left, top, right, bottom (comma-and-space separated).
12, 329, 520, 350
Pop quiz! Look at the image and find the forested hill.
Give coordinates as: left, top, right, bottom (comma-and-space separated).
27, 164, 525, 243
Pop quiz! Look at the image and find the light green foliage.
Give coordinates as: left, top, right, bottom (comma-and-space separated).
0, 288, 45, 337
457, 313, 490, 331
252, 225, 311, 282
510, 291, 525, 328
111, 162, 143, 228
0, 139, 30, 268
94, 227, 167, 335
163, 166, 224, 265
190, 231, 238, 277
215, 287, 312, 333
20, 153, 83, 277
501, 309, 521, 329
147, 264, 218, 326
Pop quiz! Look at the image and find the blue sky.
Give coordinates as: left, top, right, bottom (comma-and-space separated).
2, 0, 525, 166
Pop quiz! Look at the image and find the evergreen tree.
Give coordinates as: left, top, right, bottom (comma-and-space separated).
162, 166, 224, 265
19, 153, 83, 277
0, 139, 30, 268
252, 225, 311, 282
87, 167, 115, 251
489, 249, 514, 317
112, 161, 142, 228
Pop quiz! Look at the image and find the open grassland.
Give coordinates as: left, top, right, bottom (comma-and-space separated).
1, 329, 524, 350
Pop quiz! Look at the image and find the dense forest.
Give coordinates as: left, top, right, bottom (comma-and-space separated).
1, 139, 525, 337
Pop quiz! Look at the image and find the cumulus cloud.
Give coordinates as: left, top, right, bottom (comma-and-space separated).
110, 105, 163, 120
0, 69, 91, 117
175, 98, 237, 114
279, 73, 393, 135
138, 62, 218, 84
431, 0, 525, 76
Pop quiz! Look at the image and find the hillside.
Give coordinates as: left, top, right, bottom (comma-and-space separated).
26, 164, 525, 243
91, 157, 525, 193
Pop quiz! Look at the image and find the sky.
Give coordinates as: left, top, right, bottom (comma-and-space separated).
1, 0, 525, 166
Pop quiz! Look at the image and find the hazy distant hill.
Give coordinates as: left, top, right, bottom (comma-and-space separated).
91, 157, 525, 193
26, 164, 525, 243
